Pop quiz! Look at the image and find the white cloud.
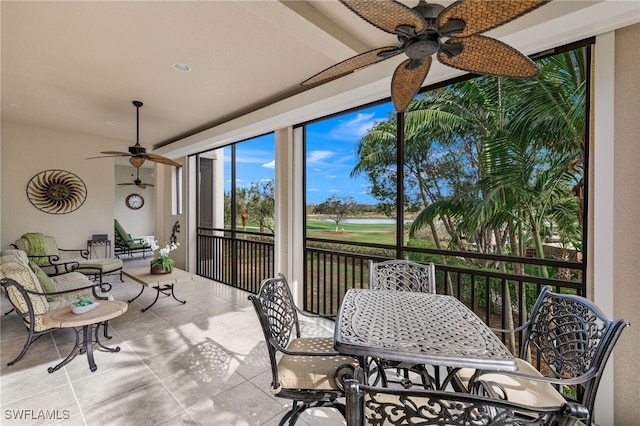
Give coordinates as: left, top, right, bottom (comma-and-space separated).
325, 174, 337, 179
329, 189, 340, 193
309, 188, 319, 192
330, 113, 377, 140
307, 150, 334, 163
262, 160, 275, 169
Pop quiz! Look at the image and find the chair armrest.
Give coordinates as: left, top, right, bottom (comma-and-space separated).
27, 255, 81, 276
561, 402, 591, 425
24, 282, 112, 299
489, 321, 530, 334
58, 247, 90, 259
1, 277, 113, 319
472, 366, 600, 387
128, 235, 149, 245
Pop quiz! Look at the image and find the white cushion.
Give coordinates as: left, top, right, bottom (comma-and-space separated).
456, 358, 567, 408
276, 337, 356, 391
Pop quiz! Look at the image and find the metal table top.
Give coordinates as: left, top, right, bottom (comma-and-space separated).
334, 289, 517, 372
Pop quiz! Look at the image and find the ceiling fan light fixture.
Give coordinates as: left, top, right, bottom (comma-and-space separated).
129, 157, 145, 168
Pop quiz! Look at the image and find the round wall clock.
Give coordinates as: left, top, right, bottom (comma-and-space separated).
26, 169, 87, 214
125, 193, 144, 210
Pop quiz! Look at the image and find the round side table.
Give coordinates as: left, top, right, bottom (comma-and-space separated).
43, 300, 128, 373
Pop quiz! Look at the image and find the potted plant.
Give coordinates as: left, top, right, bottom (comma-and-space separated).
150, 241, 179, 274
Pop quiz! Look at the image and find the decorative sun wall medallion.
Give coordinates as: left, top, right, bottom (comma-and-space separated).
26, 169, 87, 214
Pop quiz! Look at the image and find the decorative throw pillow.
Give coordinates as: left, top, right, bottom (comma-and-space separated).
29, 261, 57, 301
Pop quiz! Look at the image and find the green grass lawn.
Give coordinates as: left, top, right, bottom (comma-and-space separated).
306, 219, 398, 245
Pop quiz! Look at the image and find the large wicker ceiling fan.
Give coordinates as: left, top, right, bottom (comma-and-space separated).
118, 167, 154, 189
88, 101, 181, 168
302, 0, 551, 112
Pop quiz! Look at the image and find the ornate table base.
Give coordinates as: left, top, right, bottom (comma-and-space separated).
128, 283, 186, 312
43, 300, 128, 373
48, 322, 120, 373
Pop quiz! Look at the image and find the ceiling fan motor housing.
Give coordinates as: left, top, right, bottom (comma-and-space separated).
405, 34, 440, 59
128, 145, 146, 155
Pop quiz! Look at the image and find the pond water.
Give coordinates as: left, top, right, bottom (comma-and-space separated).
316, 218, 412, 224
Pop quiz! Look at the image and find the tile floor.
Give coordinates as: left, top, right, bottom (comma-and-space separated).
0, 257, 347, 425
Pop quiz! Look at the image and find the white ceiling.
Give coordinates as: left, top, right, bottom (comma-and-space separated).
2, 1, 639, 159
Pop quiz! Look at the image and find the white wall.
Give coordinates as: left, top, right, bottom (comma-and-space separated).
1, 122, 117, 251
114, 165, 155, 238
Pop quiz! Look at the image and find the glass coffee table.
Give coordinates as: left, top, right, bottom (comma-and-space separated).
123, 266, 195, 312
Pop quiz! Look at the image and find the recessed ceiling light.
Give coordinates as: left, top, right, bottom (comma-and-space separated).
105, 121, 118, 126
173, 63, 192, 72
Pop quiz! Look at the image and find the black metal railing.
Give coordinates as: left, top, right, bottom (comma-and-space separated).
303, 237, 583, 317
196, 228, 584, 363
197, 227, 274, 294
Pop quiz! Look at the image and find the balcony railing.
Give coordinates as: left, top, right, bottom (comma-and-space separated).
197, 227, 274, 294
197, 228, 584, 365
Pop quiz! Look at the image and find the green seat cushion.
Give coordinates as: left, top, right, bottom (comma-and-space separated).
29, 261, 57, 301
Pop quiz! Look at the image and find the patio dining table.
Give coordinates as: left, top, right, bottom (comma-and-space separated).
334, 288, 517, 389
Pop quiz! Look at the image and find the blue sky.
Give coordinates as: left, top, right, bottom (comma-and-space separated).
224, 101, 394, 205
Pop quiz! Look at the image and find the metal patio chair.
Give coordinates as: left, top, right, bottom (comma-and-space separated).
454, 285, 630, 426
248, 273, 357, 425
345, 367, 587, 425
369, 259, 436, 293
368, 259, 437, 388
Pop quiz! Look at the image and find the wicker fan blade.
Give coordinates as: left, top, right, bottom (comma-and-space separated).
86, 152, 130, 159
437, 0, 550, 38
437, 35, 539, 78
340, 0, 427, 34
391, 57, 431, 112
302, 47, 401, 86
100, 151, 131, 155
145, 153, 182, 167
117, 182, 135, 186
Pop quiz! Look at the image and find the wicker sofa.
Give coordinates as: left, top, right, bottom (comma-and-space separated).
0, 249, 113, 366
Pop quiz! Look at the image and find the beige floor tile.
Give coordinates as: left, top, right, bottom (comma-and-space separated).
0, 257, 347, 425
186, 381, 285, 426
82, 382, 187, 426
0, 384, 81, 425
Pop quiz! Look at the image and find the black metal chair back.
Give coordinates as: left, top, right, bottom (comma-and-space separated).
369, 259, 436, 293
250, 273, 301, 373
368, 259, 436, 388
249, 273, 356, 425
520, 286, 629, 419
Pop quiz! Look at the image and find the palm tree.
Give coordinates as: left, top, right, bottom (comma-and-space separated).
402, 49, 583, 352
